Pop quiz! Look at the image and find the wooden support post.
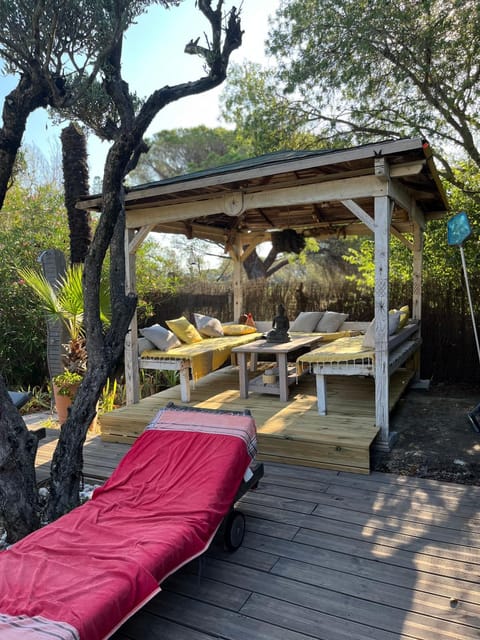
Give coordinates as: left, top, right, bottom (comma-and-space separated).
124, 229, 140, 406
412, 225, 423, 321
412, 225, 424, 382
232, 236, 243, 322
237, 352, 249, 399
374, 195, 392, 451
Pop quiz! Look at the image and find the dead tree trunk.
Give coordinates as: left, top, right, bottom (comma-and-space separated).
61, 123, 91, 264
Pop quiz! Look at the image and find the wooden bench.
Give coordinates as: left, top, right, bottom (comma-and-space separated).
138, 333, 263, 402
297, 322, 421, 415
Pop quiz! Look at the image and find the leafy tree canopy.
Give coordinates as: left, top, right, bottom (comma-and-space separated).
129, 125, 251, 184
221, 62, 321, 156
267, 0, 480, 195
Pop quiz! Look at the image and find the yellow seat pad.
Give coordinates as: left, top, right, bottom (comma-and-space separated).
297, 335, 375, 368
141, 333, 262, 382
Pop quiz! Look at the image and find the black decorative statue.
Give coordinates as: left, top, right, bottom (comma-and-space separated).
266, 304, 291, 343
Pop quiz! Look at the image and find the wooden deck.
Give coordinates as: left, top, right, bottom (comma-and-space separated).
100, 365, 414, 474
33, 435, 480, 640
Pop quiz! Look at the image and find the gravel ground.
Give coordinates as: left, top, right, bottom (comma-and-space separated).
373, 382, 480, 485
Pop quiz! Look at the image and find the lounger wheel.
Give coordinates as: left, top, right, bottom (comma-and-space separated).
223, 509, 245, 551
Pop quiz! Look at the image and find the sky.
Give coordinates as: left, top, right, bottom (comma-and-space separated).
0, 0, 281, 182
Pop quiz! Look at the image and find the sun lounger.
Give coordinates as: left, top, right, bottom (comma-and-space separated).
0, 404, 262, 640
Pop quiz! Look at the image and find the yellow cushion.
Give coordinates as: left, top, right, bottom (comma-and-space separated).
166, 316, 203, 344
389, 305, 410, 331
222, 323, 257, 336
398, 305, 410, 329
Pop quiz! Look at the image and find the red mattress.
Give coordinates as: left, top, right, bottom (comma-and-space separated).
0, 406, 256, 640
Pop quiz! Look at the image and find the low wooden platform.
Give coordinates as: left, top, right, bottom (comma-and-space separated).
100, 365, 413, 474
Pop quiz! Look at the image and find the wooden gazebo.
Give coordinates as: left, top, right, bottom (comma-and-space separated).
79, 137, 448, 451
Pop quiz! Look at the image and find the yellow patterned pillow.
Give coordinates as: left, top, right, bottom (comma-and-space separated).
166, 316, 203, 344
222, 323, 257, 336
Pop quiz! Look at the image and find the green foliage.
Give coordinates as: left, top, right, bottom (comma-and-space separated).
220, 63, 322, 156
52, 371, 83, 396
18, 385, 51, 413
343, 165, 480, 295
139, 369, 179, 398
129, 126, 252, 184
0, 181, 69, 387
135, 237, 185, 317
19, 262, 111, 376
98, 377, 118, 414
344, 236, 413, 292
267, 0, 480, 190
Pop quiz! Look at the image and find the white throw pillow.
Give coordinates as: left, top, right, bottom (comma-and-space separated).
194, 313, 224, 338
362, 319, 376, 348
389, 310, 401, 335
315, 311, 348, 333
140, 324, 181, 350
362, 312, 402, 348
290, 311, 324, 332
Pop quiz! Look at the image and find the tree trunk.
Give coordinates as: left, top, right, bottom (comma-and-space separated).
0, 75, 49, 209
0, 377, 40, 543
46, 0, 243, 522
61, 123, 91, 264
47, 138, 137, 521
243, 249, 290, 280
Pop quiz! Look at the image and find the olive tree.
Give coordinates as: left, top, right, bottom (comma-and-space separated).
0, 0, 140, 542
0, 0, 243, 541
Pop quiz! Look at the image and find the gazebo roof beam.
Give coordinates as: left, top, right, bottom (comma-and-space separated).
78, 137, 428, 211
128, 224, 155, 254
388, 180, 426, 229
125, 175, 389, 229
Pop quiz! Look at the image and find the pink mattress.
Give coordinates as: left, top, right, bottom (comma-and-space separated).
0, 406, 256, 640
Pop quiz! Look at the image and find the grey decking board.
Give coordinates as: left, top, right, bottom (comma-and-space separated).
239, 592, 414, 640
293, 527, 480, 582
239, 502, 480, 582
238, 497, 480, 565
164, 572, 252, 612
257, 480, 480, 542
197, 559, 478, 640
266, 462, 480, 500
324, 482, 480, 516
240, 530, 480, 603
272, 556, 480, 627
120, 611, 218, 639
144, 591, 316, 640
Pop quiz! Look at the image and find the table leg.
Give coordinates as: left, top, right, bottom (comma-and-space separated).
316, 373, 327, 415
237, 352, 249, 399
179, 362, 191, 403
278, 353, 289, 402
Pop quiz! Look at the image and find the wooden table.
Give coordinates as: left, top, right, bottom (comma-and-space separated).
232, 335, 323, 402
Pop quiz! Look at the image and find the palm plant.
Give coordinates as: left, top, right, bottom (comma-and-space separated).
19, 263, 111, 380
